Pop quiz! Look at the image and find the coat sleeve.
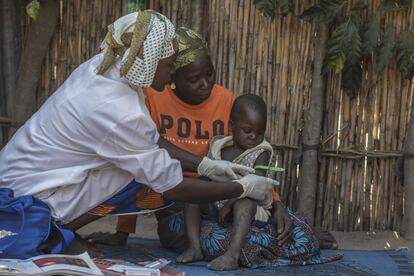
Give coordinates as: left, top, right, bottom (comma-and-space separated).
96, 113, 183, 193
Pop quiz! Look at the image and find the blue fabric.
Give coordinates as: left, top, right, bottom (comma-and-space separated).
0, 188, 74, 259
162, 208, 341, 267
98, 180, 173, 215
97, 238, 414, 276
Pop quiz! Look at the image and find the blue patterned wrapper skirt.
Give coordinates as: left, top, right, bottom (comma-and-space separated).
159, 207, 343, 267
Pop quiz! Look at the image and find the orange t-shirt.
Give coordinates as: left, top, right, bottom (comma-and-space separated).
117, 85, 234, 233
144, 84, 235, 160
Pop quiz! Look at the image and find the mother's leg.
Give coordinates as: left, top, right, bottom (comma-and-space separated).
56, 181, 169, 256
207, 198, 256, 271
176, 203, 204, 263
63, 180, 145, 230
155, 206, 189, 252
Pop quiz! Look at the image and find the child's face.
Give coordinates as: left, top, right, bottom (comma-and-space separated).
231, 107, 266, 150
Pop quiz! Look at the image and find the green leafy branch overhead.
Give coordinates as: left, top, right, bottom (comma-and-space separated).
377, 0, 410, 11
253, 0, 294, 20
26, 0, 40, 21
300, 0, 345, 23
253, 0, 414, 99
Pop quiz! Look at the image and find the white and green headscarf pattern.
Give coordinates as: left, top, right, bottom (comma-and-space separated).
97, 10, 175, 88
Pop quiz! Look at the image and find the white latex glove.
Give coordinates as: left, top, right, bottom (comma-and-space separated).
197, 157, 255, 181
235, 174, 280, 207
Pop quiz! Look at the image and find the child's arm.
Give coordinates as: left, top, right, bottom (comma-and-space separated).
273, 201, 293, 245
253, 151, 281, 203
253, 151, 292, 244
253, 151, 271, 177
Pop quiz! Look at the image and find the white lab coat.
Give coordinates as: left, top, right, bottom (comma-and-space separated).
0, 54, 182, 224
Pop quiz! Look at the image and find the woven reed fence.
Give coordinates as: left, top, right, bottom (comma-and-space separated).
147, 0, 414, 232
20, 0, 414, 231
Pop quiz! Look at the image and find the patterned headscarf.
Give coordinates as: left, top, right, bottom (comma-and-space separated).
174, 27, 209, 70
97, 10, 175, 88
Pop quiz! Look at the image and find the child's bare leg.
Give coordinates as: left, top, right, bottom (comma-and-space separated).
176, 203, 203, 263
207, 198, 256, 271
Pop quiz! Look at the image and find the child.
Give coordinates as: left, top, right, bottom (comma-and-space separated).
177, 94, 279, 271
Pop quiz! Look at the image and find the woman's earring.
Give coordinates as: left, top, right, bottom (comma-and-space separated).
170, 82, 176, 90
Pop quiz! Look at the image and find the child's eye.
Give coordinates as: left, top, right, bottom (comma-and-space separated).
242, 128, 252, 133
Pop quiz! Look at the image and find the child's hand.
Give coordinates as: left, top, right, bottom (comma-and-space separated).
272, 202, 293, 246
218, 206, 232, 227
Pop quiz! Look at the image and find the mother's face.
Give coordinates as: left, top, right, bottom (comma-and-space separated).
172, 55, 216, 105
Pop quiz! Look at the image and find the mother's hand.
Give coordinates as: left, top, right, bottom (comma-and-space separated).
273, 202, 293, 246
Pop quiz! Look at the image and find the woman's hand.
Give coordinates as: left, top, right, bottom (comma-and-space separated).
197, 157, 255, 181
272, 202, 293, 246
235, 174, 280, 207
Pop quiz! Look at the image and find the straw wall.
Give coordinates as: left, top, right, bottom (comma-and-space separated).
22, 0, 414, 231
147, 0, 414, 231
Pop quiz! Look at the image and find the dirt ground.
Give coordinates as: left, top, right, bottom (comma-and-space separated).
78, 214, 414, 251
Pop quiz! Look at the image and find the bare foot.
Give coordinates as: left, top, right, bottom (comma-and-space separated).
65, 234, 104, 258
85, 231, 129, 246
176, 247, 203, 263
207, 252, 239, 271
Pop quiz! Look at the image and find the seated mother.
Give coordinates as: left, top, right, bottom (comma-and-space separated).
0, 11, 276, 257
149, 28, 342, 270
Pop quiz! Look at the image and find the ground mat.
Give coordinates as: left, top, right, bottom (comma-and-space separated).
98, 238, 414, 275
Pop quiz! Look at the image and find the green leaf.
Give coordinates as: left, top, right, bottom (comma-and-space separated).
376, 26, 396, 72
341, 16, 363, 98
26, 0, 40, 21
352, 0, 368, 11
342, 60, 363, 98
378, 0, 410, 11
395, 31, 414, 79
280, 0, 294, 16
300, 5, 326, 22
328, 51, 346, 74
362, 16, 380, 56
254, 0, 277, 20
325, 19, 351, 74
300, 0, 344, 22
